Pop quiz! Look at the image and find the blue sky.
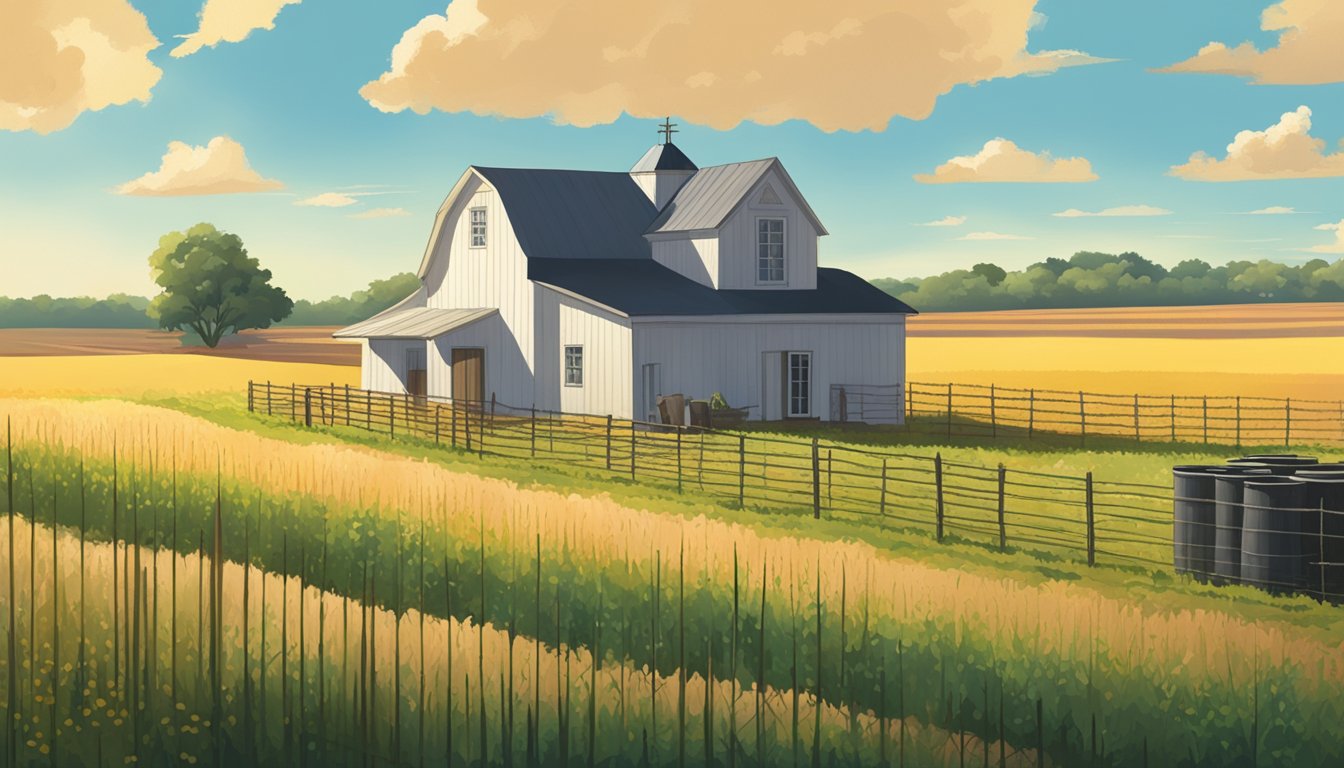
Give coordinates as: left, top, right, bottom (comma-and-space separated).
2, 0, 1342, 300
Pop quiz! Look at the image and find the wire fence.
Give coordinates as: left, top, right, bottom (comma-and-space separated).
248, 382, 1344, 604
895, 381, 1344, 448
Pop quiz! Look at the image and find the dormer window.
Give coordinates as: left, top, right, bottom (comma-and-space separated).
757, 218, 785, 283
470, 207, 487, 248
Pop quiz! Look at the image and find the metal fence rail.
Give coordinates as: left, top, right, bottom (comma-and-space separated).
901, 381, 1344, 447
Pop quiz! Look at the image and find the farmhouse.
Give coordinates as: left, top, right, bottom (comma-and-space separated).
335, 132, 916, 423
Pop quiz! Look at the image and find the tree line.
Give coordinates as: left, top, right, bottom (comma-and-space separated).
874, 251, 1344, 312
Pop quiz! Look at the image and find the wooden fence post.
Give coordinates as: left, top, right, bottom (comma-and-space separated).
452, 405, 459, 449
290, 383, 297, 422
389, 395, 395, 437
464, 405, 472, 452
605, 416, 613, 471
1202, 397, 1208, 445
1285, 398, 1292, 447
906, 382, 913, 424
1170, 395, 1177, 442
266, 380, 272, 416
1235, 397, 1242, 448
248, 380, 254, 413
490, 393, 497, 435
433, 405, 440, 445
934, 453, 945, 542
303, 388, 312, 428
676, 427, 683, 494
738, 434, 746, 508
879, 458, 888, 517
366, 391, 372, 431
1132, 394, 1140, 443
1028, 389, 1035, 440
345, 384, 351, 426
1078, 391, 1087, 448
945, 383, 953, 440
530, 405, 537, 457
811, 438, 821, 520
1085, 472, 1095, 567
997, 464, 1007, 551
990, 385, 998, 439
631, 420, 638, 481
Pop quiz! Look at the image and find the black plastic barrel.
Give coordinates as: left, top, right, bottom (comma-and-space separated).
1173, 466, 1224, 578
1240, 477, 1308, 595
1213, 468, 1273, 584
1294, 463, 1344, 473
1298, 475, 1344, 603
1228, 456, 1319, 476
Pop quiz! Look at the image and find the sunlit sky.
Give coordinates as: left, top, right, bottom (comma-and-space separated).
2, 0, 1343, 301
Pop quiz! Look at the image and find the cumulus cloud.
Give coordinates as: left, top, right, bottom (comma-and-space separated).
1243, 206, 1300, 214
958, 231, 1032, 241
1156, 0, 1343, 85
1307, 219, 1344, 253
117, 136, 283, 196
351, 207, 411, 220
915, 138, 1097, 184
172, 0, 301, 58
919, 215, 967, 227
1, 0, 162, 134
1170, 106, 1344, 181
296, 192, 359, 207
359, 0, 1109, 132
1053, 205, 1172, 218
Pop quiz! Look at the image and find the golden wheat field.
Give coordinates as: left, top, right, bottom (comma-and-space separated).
908, 303, 1344, 401
0, 354, 357, 397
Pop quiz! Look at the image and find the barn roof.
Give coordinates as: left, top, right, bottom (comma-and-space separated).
529, 259, 916, 318
333, 307, 497, 339
472, 167, 657, 260
630, 143, 698, 173
646, 158, 828, 235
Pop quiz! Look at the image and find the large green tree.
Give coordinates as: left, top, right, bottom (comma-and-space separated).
148, 223, 293, 347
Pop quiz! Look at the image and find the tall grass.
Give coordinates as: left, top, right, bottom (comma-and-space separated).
2, 400, 1343, 766
0, 516, 1030, 767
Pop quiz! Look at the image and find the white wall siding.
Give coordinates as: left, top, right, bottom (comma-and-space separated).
364, 338, 423, 393
632, 170, 695, 209
716, 168, 819, 290
632, 316, 906, 424
534, 286, 633, 417
651, 236, 718, 287
426, 313, 532, 406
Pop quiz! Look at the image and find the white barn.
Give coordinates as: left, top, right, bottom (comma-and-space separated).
335, 140, 916, 423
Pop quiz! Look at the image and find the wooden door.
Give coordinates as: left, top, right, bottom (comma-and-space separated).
451, 348, 484, 405
405, 347, 427, 400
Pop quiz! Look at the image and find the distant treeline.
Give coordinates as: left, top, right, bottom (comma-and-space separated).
0, 274, 419, 329
875, 252, 1344, 312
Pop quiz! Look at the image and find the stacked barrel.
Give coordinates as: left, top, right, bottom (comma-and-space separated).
1173, 455, 1344, 602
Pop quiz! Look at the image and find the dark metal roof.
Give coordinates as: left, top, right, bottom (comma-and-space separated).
646, 159, 774, 234
472, 167, 657, 260
529, 259, 917, 317
630, 143, 698, 173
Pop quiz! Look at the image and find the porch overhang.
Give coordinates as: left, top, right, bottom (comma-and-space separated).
333, 307, 498, 340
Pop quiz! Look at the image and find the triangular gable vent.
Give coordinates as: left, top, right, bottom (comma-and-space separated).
759, 183, 782, 205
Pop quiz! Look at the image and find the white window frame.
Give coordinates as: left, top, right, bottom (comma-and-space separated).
564, 345, 584, 387
756, 216, 786, 285
469, 207, 487, 248
787, 351, 811, 418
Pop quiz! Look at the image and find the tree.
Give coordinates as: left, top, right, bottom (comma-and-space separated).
148, 223, 293, 347
970, 262, 1007, 287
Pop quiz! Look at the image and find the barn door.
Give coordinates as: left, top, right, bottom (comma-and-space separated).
641, 363, 661, 422
451, 348, 485, 405
405, 347, 427, 401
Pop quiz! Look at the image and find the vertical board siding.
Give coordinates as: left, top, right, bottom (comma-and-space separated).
632, 317, 905, 423
651, 237, 718, 287
716, 168, 818, 290
365, 339, 422, 393
535, 286, 633, 417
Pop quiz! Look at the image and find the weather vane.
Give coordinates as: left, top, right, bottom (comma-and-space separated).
658, 116, 678, 144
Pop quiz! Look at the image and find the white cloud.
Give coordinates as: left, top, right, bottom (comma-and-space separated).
1307, 218, 1344, 253
1243, 206, 1300, 215
1157, 0, 1344, 85
919, 215, 966, 227
1, 0, 162, 134
351, 207, 411, 220
360, 0, 1109, 132
172, 0, 301, 58
915, 138, 1097, 183
1053, 204, 1172, 218
296, 192, 359, 207
958, 231, 1032, 241
1171, 105, 1344, 181
1315, 221, 1341, 231
117, 136, 283, 196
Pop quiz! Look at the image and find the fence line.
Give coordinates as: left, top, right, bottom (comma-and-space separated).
892, 381, 1344, 448
247, 382, 1343, 604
